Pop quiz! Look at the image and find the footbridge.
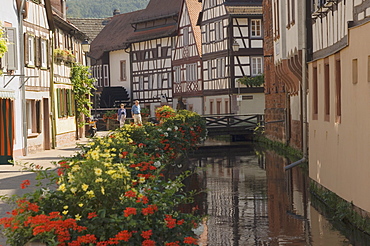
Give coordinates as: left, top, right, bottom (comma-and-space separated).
202, 114, 264, 137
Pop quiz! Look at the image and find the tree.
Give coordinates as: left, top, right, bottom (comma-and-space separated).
70, 64, 96, 129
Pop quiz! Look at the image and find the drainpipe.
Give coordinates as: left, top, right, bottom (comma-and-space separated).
302, 0, 308, 160
50, 34, 56, 148
19, 0, 27, 156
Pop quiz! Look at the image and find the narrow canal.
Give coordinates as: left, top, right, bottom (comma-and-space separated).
186, 140, 370, 246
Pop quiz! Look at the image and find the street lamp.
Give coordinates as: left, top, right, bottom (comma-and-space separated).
81, 39, 90, 53
229, 39, 240, 114
232, 39, 240, 52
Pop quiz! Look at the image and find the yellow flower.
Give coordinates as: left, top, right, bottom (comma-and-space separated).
86, 190, 95, 198
82, 183, 89, 191
58, 184, 67, 193
111, 148, 116, 152
95, 178, 103, 183
70, 187, 77, 194
108, 138, 112, 143
106, 170, 116, 175
90, 150, 100, 160
75, 214, 81, 221
71, 165, 80, 172
94, 168, 103, 176
63, 205, 69, 209
111, 173, 123, 179
62, 210, 68, 215
78, 203, 83, 207
138, 176, 146, 183
101, 186, 105, 195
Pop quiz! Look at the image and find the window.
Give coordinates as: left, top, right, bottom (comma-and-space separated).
157, 74, 162, 88
56, 88, 75, 118
205, 24, 210, 43
25, 34, 35, 67
216, 58, 224, 78
148, 74, 153, 89
251, 19, 262, 37
174, 66, 181, 83
215, 21, 223, 41
312, 65, 318, 120
183, 27, 189, 46
324, 61, 330, 121
186, 63, 197, 82
139, 76, 144, 90
335, 59, 341, 123
120, 60, 126, 81
251, 57, 263, 75
26, 100, 41, 135
208, 60, 212, 80
40, 39, 47, 68
103, 64, 109, 87
273, 0, 280, 38
352, 58, 358, 84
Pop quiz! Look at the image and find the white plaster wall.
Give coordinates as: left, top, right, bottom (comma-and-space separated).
109, 50, 131, 95
238, 93, 265, 115
0, 0, 23, 154
309, 21, 370, 213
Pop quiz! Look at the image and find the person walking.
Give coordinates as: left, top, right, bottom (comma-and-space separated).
132, 100, 142, 125
117, 103, 126, 127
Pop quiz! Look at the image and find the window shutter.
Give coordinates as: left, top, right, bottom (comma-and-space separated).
35, 37, 41, 67
5, 27, 17, 70
56, 88, 61, 118
24, 33, 29, 66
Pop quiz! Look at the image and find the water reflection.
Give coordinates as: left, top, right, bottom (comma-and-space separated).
189, 142, 359, 246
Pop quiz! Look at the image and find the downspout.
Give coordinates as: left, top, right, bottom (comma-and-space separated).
50, 33, 56, 148
19, 0, 27, 156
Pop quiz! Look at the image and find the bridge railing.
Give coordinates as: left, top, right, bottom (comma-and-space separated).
202, 114, 264, 128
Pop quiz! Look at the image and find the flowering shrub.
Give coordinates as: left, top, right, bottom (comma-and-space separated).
0, 109, 207, 245
155, 106, 176, 122
102, 110, 118, 122
141, 107, 150, 118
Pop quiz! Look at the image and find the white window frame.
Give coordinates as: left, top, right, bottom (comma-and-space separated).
186, 63, 197, 82
208, 60, 212, 80
251, 19, 262, 38
120, 60, 126, 81
148, 74, 153, 89
215, 21, 223, 41
251, 57, 263, 76
205, 24, 210, 43
103, 64, 109, 87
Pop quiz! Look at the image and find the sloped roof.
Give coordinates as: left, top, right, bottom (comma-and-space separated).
133, 0, 183, 24
185, 0, 202, 56
127, 0, 183, 42
89, 10, 143, 59
69, 18, 110, 41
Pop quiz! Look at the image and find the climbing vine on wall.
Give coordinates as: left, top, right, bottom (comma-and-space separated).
70, 64, 96, 128
0, 23, 8, 58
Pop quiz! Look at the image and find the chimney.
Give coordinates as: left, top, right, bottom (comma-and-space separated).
113, 9, 120, 16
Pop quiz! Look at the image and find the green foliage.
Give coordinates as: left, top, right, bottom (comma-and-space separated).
0, 23, 8, 59
66, 0, 150, 18
237, 74, 264, 87
0, 111, 206, 245
310, 182, 370, 235
70, 64, 96, 128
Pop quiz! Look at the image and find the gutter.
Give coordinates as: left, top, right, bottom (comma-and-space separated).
19, 0, 27, 156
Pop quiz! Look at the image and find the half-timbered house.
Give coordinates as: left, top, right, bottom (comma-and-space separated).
309, 0, 370, 214
173, 0, 203, 114
21, 0, 54, 154
128, 0, 183, 116
199, 0, 264, 115
51, 0, 88, 145
90, 10, 141, 111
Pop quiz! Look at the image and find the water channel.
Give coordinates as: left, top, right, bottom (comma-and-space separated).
185, 139, 370, 246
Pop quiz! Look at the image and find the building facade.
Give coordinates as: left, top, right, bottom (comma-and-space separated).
199, 0, 264, 115
309, 0, 370, 214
